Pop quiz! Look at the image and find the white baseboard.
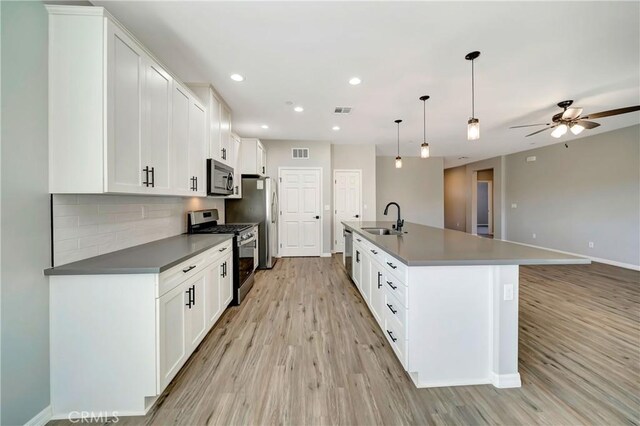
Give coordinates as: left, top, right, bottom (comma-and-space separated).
320, 252, 332, 258
500, 239, 640, 271
491, 372, 522, 388
25, 405, 52, 426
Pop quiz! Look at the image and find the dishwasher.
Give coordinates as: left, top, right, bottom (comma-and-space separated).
343, 228, 353, 279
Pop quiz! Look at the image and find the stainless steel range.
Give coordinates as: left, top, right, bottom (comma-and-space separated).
187, 209, 256, 305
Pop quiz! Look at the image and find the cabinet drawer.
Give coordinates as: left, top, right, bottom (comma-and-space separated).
366, 244, 385, 265
383, 273, 407, 307
384, 310, 407, 368
159, 253, 209, 298
384, 253, 407, 281
205, 239, 233, 264
384, 289, 407, 332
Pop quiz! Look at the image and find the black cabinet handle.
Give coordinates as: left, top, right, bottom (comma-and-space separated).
219, 247, 227, 252
191, 284, 196, 306
190, 176, 194, 191
262, 166, 265, 174
386, 262, 397, 269
220, 263, 225, 277
386, 330, 397, 342
356, 238, 362, 242
235, 185, 239, 195
387, 303, 397, 314
185, 286, 194, 309
386, 280, 397, 290
356, 251, 360, 263
150, 167, 155, 188
221, 148, 226, 160
370, 249, 378, 255
142, 166, 150, 187
182, 265, 196, 273
194, 176, 198, 192
377, 271, 382, 289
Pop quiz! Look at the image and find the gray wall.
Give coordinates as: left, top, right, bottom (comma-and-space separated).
444, 166, 466, 231
1, 1, 51, 423
376, 157, 444, 227
262, 140, 333, 254
331, 144, 377, 221
505, 125, 640, 267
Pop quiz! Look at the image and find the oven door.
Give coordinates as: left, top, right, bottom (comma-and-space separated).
237, 235, 256, 290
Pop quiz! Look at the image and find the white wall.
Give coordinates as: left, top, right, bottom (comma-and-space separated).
52, 195, 225, 266
1, 1, 51, 423
505, 125, 640, 268
331, 144, 377, 221
376, 156, 444, 227
262, 139, 333, 255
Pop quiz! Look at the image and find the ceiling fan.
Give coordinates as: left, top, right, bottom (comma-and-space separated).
510, 100, 640, 138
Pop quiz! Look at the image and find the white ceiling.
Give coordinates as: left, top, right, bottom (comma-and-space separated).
93, 1, 640, 167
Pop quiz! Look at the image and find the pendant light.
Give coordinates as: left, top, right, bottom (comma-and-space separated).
394, 119, 403, 168
419, 95, 430, 158
465, 51, 481, 140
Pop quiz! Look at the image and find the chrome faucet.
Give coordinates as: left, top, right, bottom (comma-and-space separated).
383, 202, 404, 231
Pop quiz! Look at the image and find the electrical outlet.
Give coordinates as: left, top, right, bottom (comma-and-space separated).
589, 242, 594, 248
456, 222, 460, 227
532, 233, 536, 239
504, 284, 514, 301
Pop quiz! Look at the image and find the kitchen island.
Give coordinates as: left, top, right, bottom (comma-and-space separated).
342, 221, 589, 389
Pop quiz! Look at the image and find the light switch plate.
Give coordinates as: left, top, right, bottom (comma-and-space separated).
324, 205, 330, 211
504, 284, 514, 301
511, 203, 517, 208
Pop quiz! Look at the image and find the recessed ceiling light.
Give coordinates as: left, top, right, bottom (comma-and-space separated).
261, 125, 269, 129
332, 126, 340, 131
230, 74, 244, 82
294, 106, 304, 112
349, 77, 362, 85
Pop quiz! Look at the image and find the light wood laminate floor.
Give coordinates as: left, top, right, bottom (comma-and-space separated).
51, 257, 639, 425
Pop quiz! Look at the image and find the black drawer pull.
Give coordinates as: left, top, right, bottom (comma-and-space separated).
386, 330, 398, 342
377, 272, 382, 289
387, 303, 397, 314
370, 249, 378, 255
386, 280, 397, 290
219, 247, 227, 252
386, 262, 397, 269
182, 265, 196, 273
356, 238, 362, 242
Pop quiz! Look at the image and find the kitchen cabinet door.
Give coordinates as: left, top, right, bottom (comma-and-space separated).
157, 281, 188, 392
142, 60, 172, 192
205, 259, 222, 327
369, 261, 385, 327
106, 21, 146, 193
257, 142, 266, 176
353, 244, 362, 289
220, 105, 232, 164
186, 272, 207, 352
360, 249, 371, 304
228, 134, 242, 198
188, 99, 207, 196
170, 83, 191, 195
220, 253, 233, 307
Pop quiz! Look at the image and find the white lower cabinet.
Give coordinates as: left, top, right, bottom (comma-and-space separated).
369, 261, 385, 327
50, 240, 234, 419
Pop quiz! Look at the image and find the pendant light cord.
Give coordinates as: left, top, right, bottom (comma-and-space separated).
471, 59, 475, 118
423, 100, 426, 142
397, 121, 400, 156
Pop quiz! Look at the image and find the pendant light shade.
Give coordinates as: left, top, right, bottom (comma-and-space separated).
419, 95, 431, 158
395, 119, 403, 168
570, 123, 585, 135
465, 51, 481, 141
551, 124, 568, 138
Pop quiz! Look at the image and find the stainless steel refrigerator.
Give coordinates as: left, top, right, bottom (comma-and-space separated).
226, 176, 278, 269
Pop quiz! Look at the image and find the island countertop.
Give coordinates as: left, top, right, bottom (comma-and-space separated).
44, 233, 234, 276
342, 221, 589, 267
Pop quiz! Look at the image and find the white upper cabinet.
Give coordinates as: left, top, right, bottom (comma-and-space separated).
47, 5, 206, 197
240, 138, 268, 176
228, 133, 243, 199
187, 84, 233, 167
188, 100, 207, 196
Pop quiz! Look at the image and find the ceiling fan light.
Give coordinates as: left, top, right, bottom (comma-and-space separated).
420, 142, 430, 158
551, 124, 568, 138
467, 118, 480, 140
570, 123, 585, 135
395, 156, 403, 168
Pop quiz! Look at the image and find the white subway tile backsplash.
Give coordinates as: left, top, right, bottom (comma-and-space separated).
52, 195, 226, 266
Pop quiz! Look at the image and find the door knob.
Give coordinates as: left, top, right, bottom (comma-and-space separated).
354, 214, 360, 218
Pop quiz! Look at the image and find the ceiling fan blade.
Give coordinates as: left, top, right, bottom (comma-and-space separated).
562, 107, 583, 120
582, 105, 640, 120
576, 120, 600, 129
509, 123, 550, 128
525, 125, 556, 137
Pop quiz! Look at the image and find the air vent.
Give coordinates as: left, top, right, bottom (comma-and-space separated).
292, 148, 309, 159
334, 106, 352, 114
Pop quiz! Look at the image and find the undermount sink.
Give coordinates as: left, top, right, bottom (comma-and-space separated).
362, 227, 403, 236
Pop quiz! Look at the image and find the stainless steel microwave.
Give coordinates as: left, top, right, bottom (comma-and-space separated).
207, 159, 234, 196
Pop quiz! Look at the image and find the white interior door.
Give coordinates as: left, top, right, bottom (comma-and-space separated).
333, 170, 362, 253
279, 168, 322, 257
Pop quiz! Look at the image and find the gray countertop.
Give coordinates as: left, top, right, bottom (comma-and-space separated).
44, 233, 234, 276
342, 221, 590, 267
